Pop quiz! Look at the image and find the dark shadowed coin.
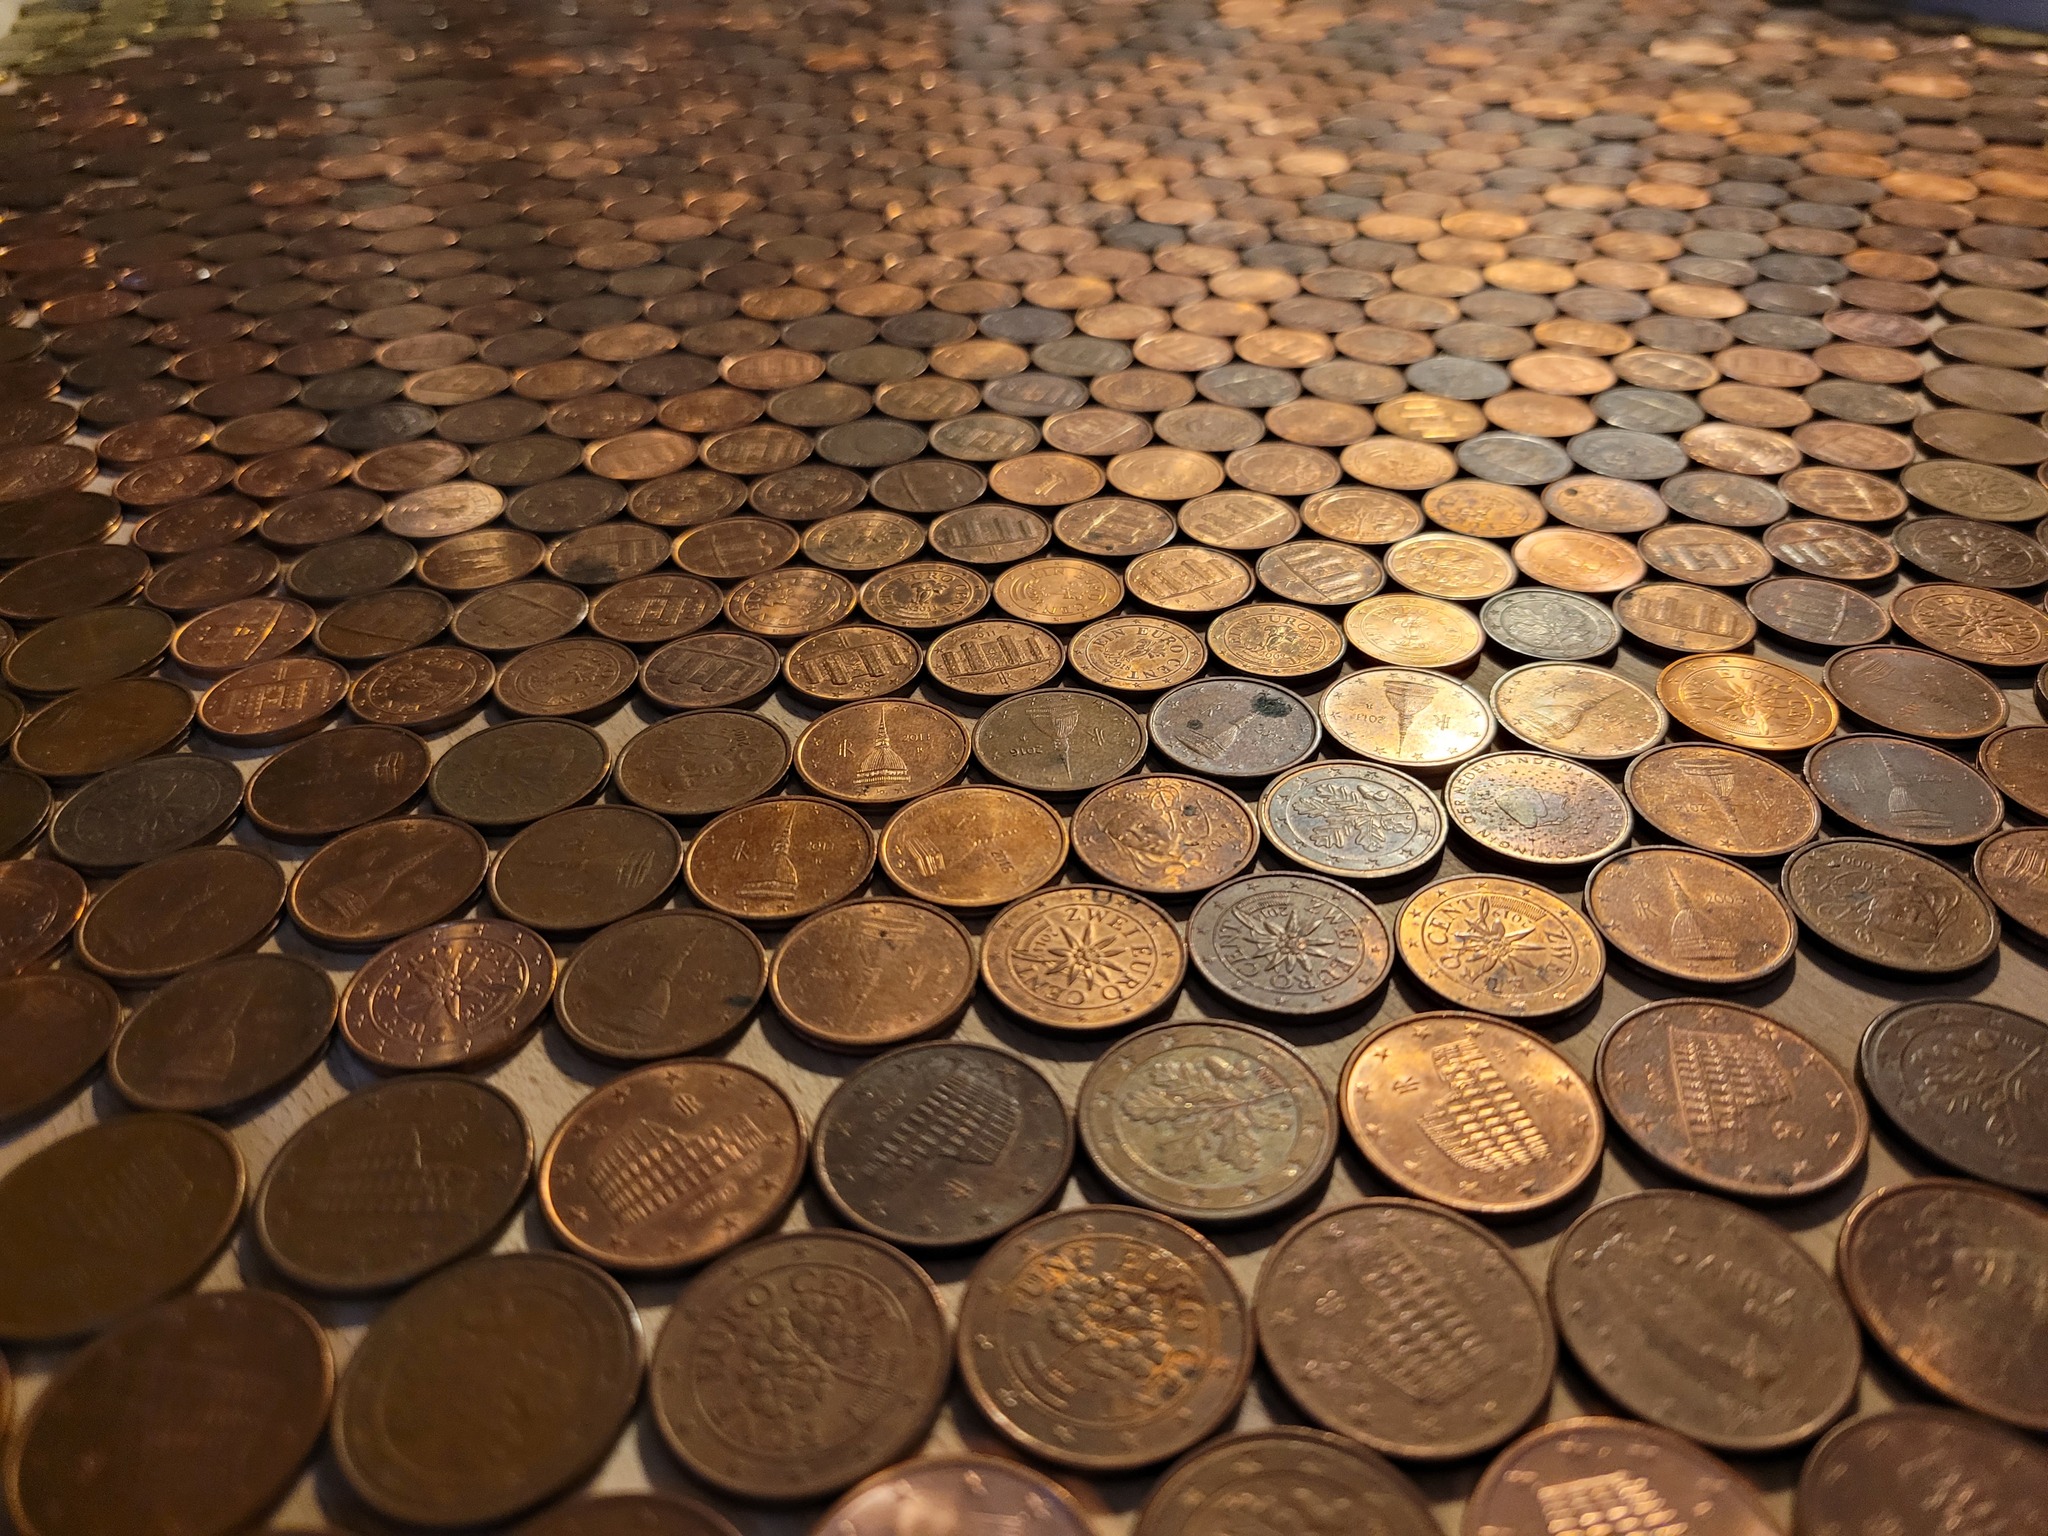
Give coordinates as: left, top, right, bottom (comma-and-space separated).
554, 910, 765, 1061
641, 631, 780, 710
1975, 827, 2048, 942
4, 1290, 329, 1536
539, 1059, 802, 1270
1806, 735, 2003, 847
768, 898, 974, 1050
254, 1074, 531, 1293
1798, 1405, 2048, 1536
0, 860, 85, 975
811, 1041, 1071, 1248
1837, 1180, 2048, 1432
108, 955, 334, 1114
1150, 678, 1321, 778
340, 919, 555, 1071
979, 884, 1185, 1032
45, 753, 241, 871
1341, 1012, 1602, 1216
246, 725, 432, 841
0, 971, 119, 1122
650, 1231, 948, 1501
1257, 1199, 1553, 1459
0, 768, 50, 857
487, 805, 681, 932
1465, 1417, 1780, 1536
615, 711, 789, 818
429, 719, 611, 826
12, 677, 192, 779
1597, 999, 1866, 1198
348, 647, 495, 732
5, 606, 174, 695
288, 816, 489, 947
1188, 872, 1390, 1017
1745, 577, 1890, 649
1136, 1428, 1439, 1536
1825, 646, 2007, 740
1550, 1190, 1860, 1450
1782, 838, 1998, 975
1979, 724, 2048, 818
815, 1457, 1091, 1536
332, 1253, 641, 1526
1861, 999, 2048, 1195
958, 1205, 1249, 1471
514, 1494, 740, 1536
0, 1114, 243, 1342
76, 846, 284, 983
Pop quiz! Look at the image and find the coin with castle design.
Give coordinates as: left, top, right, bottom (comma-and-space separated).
769, 898, 976, 1049
553, 910, 766, 1061
925, 618, 1065, 698
1782, 839, 1999, 975
1187, 872, 1390, 1018
254, 1074, 532, 1292
1135, 1428, 1440, 1536
1597, 999, 1866, 1199
641, 632, 780, 710
980, 884, 1185, 1032
1550, 1190, 1861, 1451
539, 1059, 803, 1271
1255, 1199, 1554, 1460
1860, 1000, 2048, 1196
340, 919, 556, 1071
1465, 1417, 1781, 1536
812, 1042, 1071, 1247
1798, 1406, 2048, 1536
783, 625, 922, 704
684, 796, 876, 924
1397, 876, 1604, 1020
1446, 753, 1631, 866
1340, 1013, 1602, 1216
1585, 847, 1797, 987
958, 1205, 1250, 1471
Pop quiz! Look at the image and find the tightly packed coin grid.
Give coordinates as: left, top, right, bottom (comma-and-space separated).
1, 0, 2047, 1532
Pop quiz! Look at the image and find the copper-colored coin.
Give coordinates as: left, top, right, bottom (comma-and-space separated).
4, 1290, 329, 1536
347, 647, 495, 731
1397, 875, 1604, 1020
45, 755, 241, 872
816, 1457, 1091, 1536
1136, 1429, 1437, 1536
1861, 999, 2048, 1196
1511, 525, 1648, 593
493, 636, 638, 718
315, 589, 454, 664
1975, 827, 2048, 942
1658, 653, 1839, 751
1799, 1406, 2048, 1536
1613, 582, 1757, 654
1385, 530, 1517, 600
246, 725, 431, 840
1552, 1189, 1860, 1451
1597, 998, 1867, 1199
1446, 752, 1632, 866
1624, 743, 1821, 857
795, 698, 969, 804
0, 970, 119, 1122
1825, 645, 2008, 740
107, 952, 333, 1114
514, 1494, 739, 1536
1979, 724, 2048, 818
587, 573, 720, 645
1639, 523, 1774, 586
1068, 614, 1206, 693
1466, 1418, 1780, 1536
924, 618, 1065, 698
553, 909, 765, 1062
724, 565, 858, 638
332, 1253, 641, 1526
1782, 838, 1999, 975
858, 560, 988, 630
1806, 734, 2003, 847
973, 689, 1147, 794
0, 768, 47, 859
878, 785, 1066, 907
0, 546, 146, 623
0, 1114, 243, 1342
1342, 1012, 1601, 1215
0, 859, 85, 975
0, 607, 168, 697
1343, 592, 1486, 669
75, 846, 283, 984
428, 719, 609, 828
540, 1058, 803, 1270
166, 597, 314, 677
1586, 846, 1796, 987
12, 677, 192, 779
768, 898, 975, 1050
641, 631, 779, 711
1055, 496, 1177, 557
1892, 583, 2048, 669
196, 656, 347, 745
340, 918, 556, 1069
1761, 523, 1896, 587
613, 711, 788, 819
684, 795, 876, 924
288, 816, 488, 947
1492, 662, 1667, 762
929, 505, 1048, 565
1745, 576, 1890, 649
254, 1072, 529, 1293
980, 883, 1185, 1032
1070, 774, 1254, 895
783, 625, 922, 703
1902, 460, 2048, 523
1125, 545, 1256, 614
488, 805, 681, 933
448, 581, 587, 653
1837, 1180, 2048, 1432
1322, 668, 1493, 770
1257, 1199, 1554, 1459
1255, 540, 1384, 607
958, 1205, 1249, 1471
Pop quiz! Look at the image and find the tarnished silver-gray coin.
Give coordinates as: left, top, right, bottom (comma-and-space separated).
1479, 589, 1621, 661
1150, 678, 1320, 779
1258, 761, 1447, 880
1187, 872, 1392, 1018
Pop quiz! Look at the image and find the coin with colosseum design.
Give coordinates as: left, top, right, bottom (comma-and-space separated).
1254, 1199, 1554, 1460
538, 1059, 804, 1271
1188, 872, 1390, 1018
1396, 876, 1604, 1020
1339, 1012, 1601, 1216
979, 885, 1185, 1033
1446, 753, 1631, 866
957, 1205, 1250, 1471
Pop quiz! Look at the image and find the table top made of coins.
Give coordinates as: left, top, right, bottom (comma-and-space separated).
2, 0, 2048, 1533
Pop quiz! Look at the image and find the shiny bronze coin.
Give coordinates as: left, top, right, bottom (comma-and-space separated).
1798, 1406, 2048, 1536
3, 1289, 330, 1536
1586, 846, 1797, 987
554, 909, 765, 1061
0, 859, 85, 975
958, 1205, 1249, 1471
332, 1252, 642, 1526
1387, 530, 1518, 601
246, 724, 432, 840
1322, 668, 1493, 770
5, 606, 174, 695
540, 1058, 803, 1270
1659, 653, 1839, 752
782, 625, 922, 704
1071, 774, 1255, 896
1207, 603, 1346, 682
340, 918, 556, 1070
1125, 545, 1255, 614
724, 565, 858, 638
197, 656, 347, 744
1257, 760, 1447, 881
1979, 724, 2048, 819
254, 1074, 531, 1292
1343, 1010, 1601, 1215
878, 784, 1066, 907
514, 1494, 740, 1536
1135, 1428, 1439, 1536
650, 1230, 948, 1501
447, 581, 587, 653
1745, 576, 1891, 650
1598, 999, 1867, 1199
641, 631, 781, 710
1510, 526, 1646, 595
1068, 613, 1205, 693
13, 676, 192, 779
795, 698, 969, 804
684, 795, 875, 924
488, 805, 682, 933
1902, 459, 2048, 523
1825, 645, 2008, 741
75, 846, 283, 983
348, 646, 495, 730
1892, 583, 2048, 669
1465, 1417, 1780, 1536
1257, 1199, 1554, 1459
1492, 662, 1667, 762
586, 574, 721, 645
1782, 837, 1999, 975
167, 597, 314, 677
288, 815, 489, 948
1447, 752, 1632, 866
614, 711, 788, 818
108, 954, 334, 1114
1837, 1180, 2048, 1433
1861, 999, 2048, 1197
1081, 1020, 1335, 1224
429, 719, 611, 826
492, 636, 637, 718
0, 970, 119, 1122
768, 897, 975, 1050
314, 589, 452, 665
0, 1113, 243, 1342
1624, 743, 1821, 858
857, 559, 989, 630
1188, 872, 1390, 1018
980, 883, 1184, 1032
816, 1457, 1091, 1536
1552, 1190, 1860, 1451
1255, 540, 1385, 606
45, 753, 242, 871
1806, 734, 2003, 847
1397, 875, 1604, 1020
1975, 827, 2048, 943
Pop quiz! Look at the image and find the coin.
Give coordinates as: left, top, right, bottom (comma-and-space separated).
0, 1114, 243, 1342
815, 1457, 1091, 1536
981, 883, 1184, 1032
12, 677, 192, 779
795, 698, 969, 804
1207, 604, 1346, 681
3, 1290, 330, 1536
1837, 1180, 2048, 1432
1447, 752, 1632, 866
1892, 583, 2048, 669
1805, 734, 2003, 847
1550, 1190, 1860, 1451
0, 970, 119, 1122
1798, 1406, 2048, 1536
1659, 653, 1839, 751
925, 618, 1065, 699
1492, 662, 1667, 761
968, 689, 1143, 795
1150, 677, 1321, 778
1322, 668, 1493, 771
1895, 516, 2048, 590
650, 1229, 947, 1501
1256, 760, 1447, 881
1341, 594, 1485, 670
685, 796, 875, 924
287, 816, 488, 948
958, 1205, 1250, 1470
768, 897, 976, 1050
642, 632, 779, 710
0, 860, 84, 976
1255, 1199, 1554, 1459
44, 753, 242, 870
812, 1041, 1071, 1247
75, 846, 283, 983
1745, 576, 1891, 649
431, 718, 611, 826
1135, 1428, 1438, 1536
107, 953, 334, 1115
553, 909, 766, 1061
1782, 838, 1998, 975
614, 711, 789, 818
488, 805, 681, 932
6, 605, 174, 695
1512, 525, 1648, 593
255, 1074, 530, 1292
1386, 530, 1518, 600
332, 1252, 642, 1526
1613, 583, 1757, 654
1597, 999, 1867, 1199
1187, 872, 1391, 1018
340, 919, 556, 1070
1860, 999, 2048, 1196
877, 785, 1066, 907
1465, 1418, 1781, 1536
1478, 587, 1621, 661
1397, 875, 1604, 1020
1585, 846, 1797, 987
1071, 774, 1257, 895
1976, 828, 2048, 943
